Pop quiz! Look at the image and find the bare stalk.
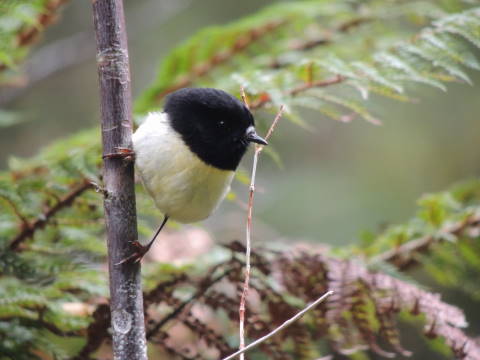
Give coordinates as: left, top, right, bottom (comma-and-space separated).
224, 291, 334, 360
91, 1, 147, 359
238, 100, 285, 359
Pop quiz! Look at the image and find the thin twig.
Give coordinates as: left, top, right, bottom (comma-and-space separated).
264, 106, 285, 141
238, 104, 285, 359
224, 291, 334, 360
240, 86, 250, 110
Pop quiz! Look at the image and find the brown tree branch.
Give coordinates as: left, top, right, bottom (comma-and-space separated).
9, 179, 93, 251
91, 1, 146, 359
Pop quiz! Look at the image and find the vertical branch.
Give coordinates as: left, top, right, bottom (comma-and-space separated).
238, 99, 285, 359
238, 87, 251, 359
91, 1, 147, 360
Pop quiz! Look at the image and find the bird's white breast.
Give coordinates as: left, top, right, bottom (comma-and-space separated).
132, 112, 234, 223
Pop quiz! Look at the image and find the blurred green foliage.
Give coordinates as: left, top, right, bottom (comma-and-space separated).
0, 0, 480, 359
0, 0, 67, 85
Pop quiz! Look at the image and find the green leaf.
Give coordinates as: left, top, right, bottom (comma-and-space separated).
374, 52, 448, 91
400, 43, 472, 84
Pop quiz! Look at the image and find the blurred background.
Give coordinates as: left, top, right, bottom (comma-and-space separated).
2, 0, 479, 246
1, 1, 479, 358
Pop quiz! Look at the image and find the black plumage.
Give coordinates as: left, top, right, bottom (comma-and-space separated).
165, 88, 255, 171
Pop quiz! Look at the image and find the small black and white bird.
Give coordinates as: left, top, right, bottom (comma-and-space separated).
127, 87, 267, 261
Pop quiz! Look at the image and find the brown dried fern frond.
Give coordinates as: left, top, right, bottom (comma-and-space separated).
75, 242, 479, 360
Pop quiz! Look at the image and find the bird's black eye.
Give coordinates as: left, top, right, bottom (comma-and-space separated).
218, 120, 225, 126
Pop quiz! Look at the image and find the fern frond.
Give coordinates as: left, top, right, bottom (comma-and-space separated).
78, 243, 480, 359
435, 9, 480, 48
136, 0, 390, 113
138, 2, 480, 129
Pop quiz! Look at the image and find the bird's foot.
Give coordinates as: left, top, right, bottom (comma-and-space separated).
115, 241, 150, 265
116, 216, 168, 265
103, 147, 135, 162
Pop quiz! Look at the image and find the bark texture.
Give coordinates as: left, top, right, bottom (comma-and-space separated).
92, 1, 147, 359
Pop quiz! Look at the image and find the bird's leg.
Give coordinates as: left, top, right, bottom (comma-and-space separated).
116, 215, 169, 265
103, 147, 135, 162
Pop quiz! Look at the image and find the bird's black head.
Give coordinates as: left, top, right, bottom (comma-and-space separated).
164, 88, 267, 171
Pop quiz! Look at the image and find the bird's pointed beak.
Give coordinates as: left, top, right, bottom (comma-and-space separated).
245, 127, 268, 145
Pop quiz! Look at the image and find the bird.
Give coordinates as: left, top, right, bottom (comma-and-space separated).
121, 87, 267, 263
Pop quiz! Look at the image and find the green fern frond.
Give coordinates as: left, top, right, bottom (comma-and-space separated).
135, 0, 401, 113
435, 9, 480, 48
308, 89, 382, 125
138, 1, 480, 131
359, 179, 480, 303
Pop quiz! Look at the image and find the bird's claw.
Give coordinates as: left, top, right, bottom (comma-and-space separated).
103, 147, 135, 162
115, 241, 149, 265
115, 216, 169, 265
